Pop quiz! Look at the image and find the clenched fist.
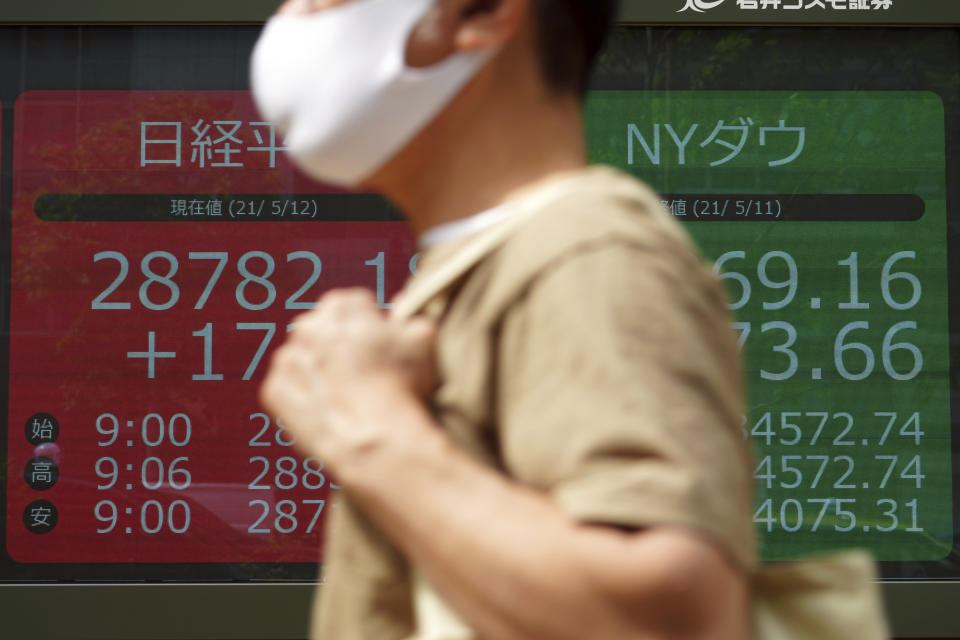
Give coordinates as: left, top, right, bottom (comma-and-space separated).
259, 288, 439, 473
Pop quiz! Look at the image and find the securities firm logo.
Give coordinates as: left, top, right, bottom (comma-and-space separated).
679, 0, 725, 11
679, 0, 893, 11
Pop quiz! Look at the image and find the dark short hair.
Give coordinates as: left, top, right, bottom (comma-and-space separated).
532, 0, 619, 95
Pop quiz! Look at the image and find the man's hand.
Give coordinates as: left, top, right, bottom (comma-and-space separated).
261, 289, 751, 640
259, 288, 438, 468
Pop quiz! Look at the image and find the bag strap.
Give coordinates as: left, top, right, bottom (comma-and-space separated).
391, 171, 599, 322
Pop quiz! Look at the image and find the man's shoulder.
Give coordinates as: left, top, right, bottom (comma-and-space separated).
486, 166, 703, 295
428, 166, 719, 327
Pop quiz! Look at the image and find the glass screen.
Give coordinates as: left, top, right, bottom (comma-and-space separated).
1, 25, 958, 582
590, 28, 960, 578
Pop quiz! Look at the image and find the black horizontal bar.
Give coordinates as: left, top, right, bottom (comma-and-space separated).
33, 193, 923, 224
33, 194, 406, 223
659, 194, 925, 221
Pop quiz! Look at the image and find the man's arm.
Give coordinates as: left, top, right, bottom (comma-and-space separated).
261, 290, 750, 640
337, 377, 750, 640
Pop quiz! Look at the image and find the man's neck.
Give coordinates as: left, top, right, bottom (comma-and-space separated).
369, 76, 588, 236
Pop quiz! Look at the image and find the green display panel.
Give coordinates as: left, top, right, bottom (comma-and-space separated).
585, 91, 952, 561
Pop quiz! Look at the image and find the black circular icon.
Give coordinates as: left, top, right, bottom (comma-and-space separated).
23, 457, 59, 491
25, 413, 60, 446
23, 500, 58, 534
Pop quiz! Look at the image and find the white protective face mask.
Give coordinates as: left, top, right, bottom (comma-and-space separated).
251, 0, 494, 187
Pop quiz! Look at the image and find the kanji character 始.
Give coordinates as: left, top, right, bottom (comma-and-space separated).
30, 417, 55, 440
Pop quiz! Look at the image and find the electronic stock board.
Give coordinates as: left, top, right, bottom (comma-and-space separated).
2, 85, 952, 571
1, 1, 959, 638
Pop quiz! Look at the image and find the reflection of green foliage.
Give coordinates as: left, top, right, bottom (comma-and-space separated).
589, 28, 959, 563
594, 27, 960, 109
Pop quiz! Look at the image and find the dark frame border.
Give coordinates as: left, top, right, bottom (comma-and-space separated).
0, 5, 959, 639
0, 0, 956, 25
1, 582, 958, 638
0, 583, 315, 639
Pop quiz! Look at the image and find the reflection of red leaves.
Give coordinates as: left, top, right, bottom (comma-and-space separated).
18, 91, 330, 193
7, 92, 395, 562
28, 93, 234, 173
11, 91, 313, 413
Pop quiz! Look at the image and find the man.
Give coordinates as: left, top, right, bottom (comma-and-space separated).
254, 0, 755, 638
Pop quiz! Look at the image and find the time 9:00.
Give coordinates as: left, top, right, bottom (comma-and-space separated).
97, 413, 192, 447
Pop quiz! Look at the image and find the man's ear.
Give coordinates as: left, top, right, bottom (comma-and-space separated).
454, 0, 529, 52
406, 0, 529, 67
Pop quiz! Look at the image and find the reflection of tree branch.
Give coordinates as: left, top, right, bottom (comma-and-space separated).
13, 93, 306, 413
595, 27, 960, 104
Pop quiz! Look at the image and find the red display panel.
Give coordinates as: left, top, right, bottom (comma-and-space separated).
6, 91, 417, 563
